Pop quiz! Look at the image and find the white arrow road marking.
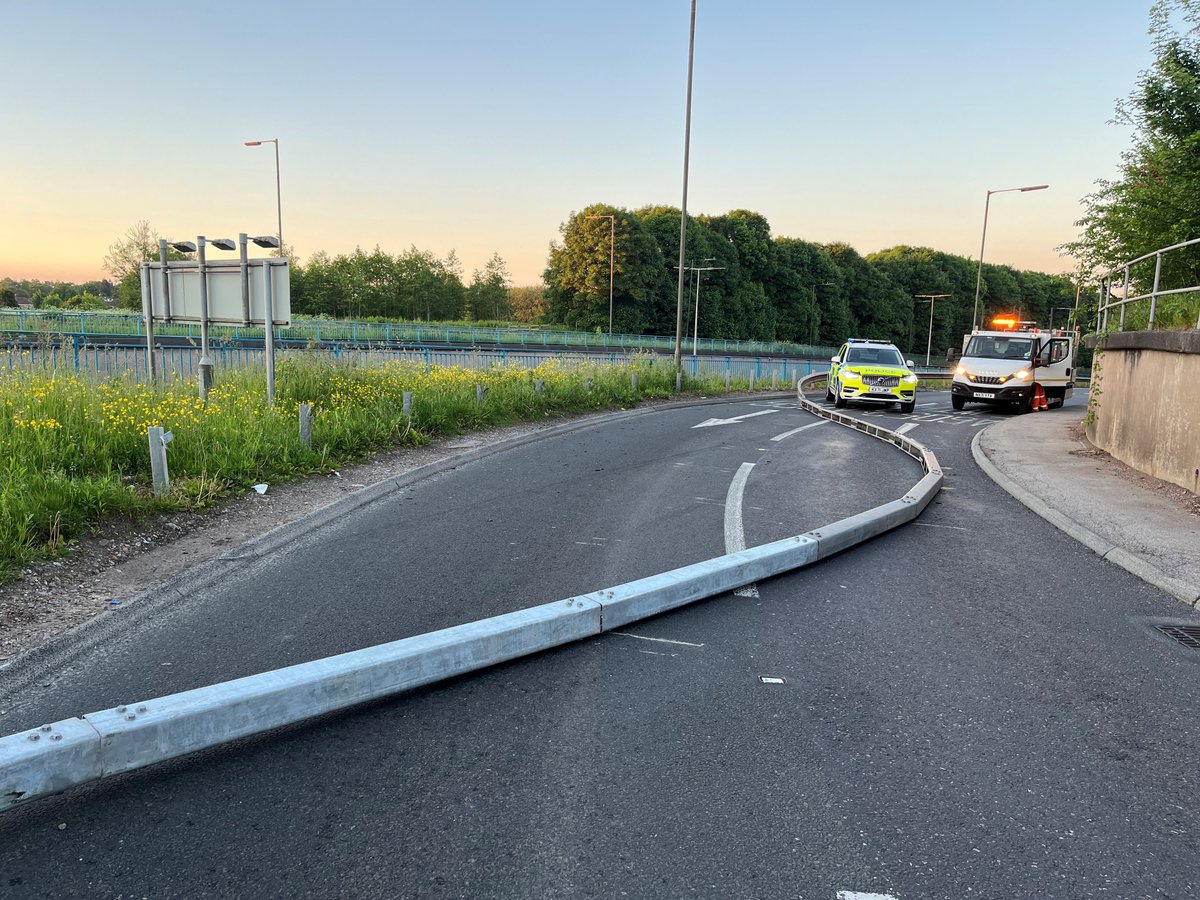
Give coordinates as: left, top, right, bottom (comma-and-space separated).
770, 420, 827, 442
725, 462, 760, 597
692, 409, 779, 428
894, 422, 919, 435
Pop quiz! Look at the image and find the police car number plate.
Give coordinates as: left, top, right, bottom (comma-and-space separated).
868, 387, 892, 394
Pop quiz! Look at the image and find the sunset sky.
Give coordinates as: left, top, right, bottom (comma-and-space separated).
2, 1, 1152, 287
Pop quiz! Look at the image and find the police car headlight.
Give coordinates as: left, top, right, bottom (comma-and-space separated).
842, 369, 862, 382
902, 374, 918, 385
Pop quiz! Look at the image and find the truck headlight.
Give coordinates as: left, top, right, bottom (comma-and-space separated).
1014, 369, 1030, 380
955, 365, 966, 376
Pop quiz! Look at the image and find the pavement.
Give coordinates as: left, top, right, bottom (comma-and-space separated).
973, 408, 1200, 608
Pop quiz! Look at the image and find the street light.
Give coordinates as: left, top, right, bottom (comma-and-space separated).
972, 183, 1049, 330
682, 259, 723, 356
673, 0, 698, 371
244, 138, 283, 257
584, 214, 615, 337
914, 293, 950, 366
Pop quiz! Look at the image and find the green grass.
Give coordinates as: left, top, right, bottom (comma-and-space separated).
0, 353, 761, 581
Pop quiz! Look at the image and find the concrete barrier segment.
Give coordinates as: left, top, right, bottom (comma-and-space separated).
0, 717, 102, 812
1, 597, 602, 810
588, 535, 820, 630
1, 385, 941, 813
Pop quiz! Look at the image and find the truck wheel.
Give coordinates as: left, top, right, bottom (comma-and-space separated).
1016, 395, 1033, 415
951, 395, 965, 411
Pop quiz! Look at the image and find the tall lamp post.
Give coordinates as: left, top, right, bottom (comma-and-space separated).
584, 214, 615, 337
914, 293, 950, 366
244, 138, 283, 257
972, 183, 1048, 330
673, 0, 698, 370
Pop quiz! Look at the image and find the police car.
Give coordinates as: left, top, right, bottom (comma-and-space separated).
827, 338, 918, 413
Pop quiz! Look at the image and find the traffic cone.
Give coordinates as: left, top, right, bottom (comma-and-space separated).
1033, 383, 1048, 411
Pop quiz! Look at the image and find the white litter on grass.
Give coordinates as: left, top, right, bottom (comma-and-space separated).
253, 483, 269, 495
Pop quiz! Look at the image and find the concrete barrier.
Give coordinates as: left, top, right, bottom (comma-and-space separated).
1, 385, 941, 812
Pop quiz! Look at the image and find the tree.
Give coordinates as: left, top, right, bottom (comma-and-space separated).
466, 253, 511, 322
103, 220, 162, 283
0, 288, 16, 308
1066, 0, 1200, 323
508, 285, 546, 322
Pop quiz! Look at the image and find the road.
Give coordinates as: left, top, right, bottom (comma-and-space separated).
3, 391, 1200, 899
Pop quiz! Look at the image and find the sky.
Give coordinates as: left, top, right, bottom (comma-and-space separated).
1, 1, 1154, 288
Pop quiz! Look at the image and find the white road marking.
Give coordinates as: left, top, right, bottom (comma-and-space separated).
913, 522, 968, 531
894, 422, 919, 435
692, 409, 779, 428
725, 462, 760, 598
770, 420, 827, 442
612, 632, 705, 648
837, 892, 898, 900
638, 649, 678, 657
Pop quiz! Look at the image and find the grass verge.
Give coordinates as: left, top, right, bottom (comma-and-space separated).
0, 353, 763, 581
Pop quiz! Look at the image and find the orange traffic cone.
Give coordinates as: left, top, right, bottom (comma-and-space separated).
1033, 383, 1048, 411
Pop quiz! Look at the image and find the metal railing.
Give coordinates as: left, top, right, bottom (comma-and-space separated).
1099, 236, 1200, 332
0, 309, 838, 360
0, 337, 859, 386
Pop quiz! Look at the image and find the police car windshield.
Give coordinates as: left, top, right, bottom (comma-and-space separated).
964, 336, 1033, 360
845, 346, 904, 366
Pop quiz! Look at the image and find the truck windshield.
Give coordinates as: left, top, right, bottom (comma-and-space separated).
964, 336, 1033, 360
845, 346, 904, 366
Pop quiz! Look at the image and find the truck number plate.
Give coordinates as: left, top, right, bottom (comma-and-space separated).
972, 391, 992, 399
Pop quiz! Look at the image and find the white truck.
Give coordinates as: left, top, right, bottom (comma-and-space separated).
950, 321, 1077, 413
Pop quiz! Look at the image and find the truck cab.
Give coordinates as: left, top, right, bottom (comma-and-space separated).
951, 321, 1075, 413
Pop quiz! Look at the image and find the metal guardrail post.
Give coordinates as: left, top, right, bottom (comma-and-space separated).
1120, 266, 1130, 331
1149, 252, 1163, 328
148, 426, 172, 497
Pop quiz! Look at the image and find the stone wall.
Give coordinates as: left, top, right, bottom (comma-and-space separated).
1087, 330, 1200, 495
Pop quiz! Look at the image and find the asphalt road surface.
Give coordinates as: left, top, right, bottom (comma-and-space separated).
4, 391, 1200, 899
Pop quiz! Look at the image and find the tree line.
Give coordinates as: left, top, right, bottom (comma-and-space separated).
543, 205, 1077, 357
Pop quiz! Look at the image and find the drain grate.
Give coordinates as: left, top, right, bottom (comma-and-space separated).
1155, 625, 1200, 649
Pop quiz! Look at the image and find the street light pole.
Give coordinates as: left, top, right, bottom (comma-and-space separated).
244, 138, 283, 256
914, 293, 950, 367
690, 260, 723, 355
584, 214, 615, 337
673, 0, 697, 371
971, 183, 1049, 330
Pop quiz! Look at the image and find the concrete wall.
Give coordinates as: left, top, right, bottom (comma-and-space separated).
1087, 330, 1200, 495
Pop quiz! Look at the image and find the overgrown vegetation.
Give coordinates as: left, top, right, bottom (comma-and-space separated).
0, 354, 748, 581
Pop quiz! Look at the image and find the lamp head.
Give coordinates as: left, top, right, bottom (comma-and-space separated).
244, 141, 262, 147
168, 241, 197, 253
209, 238, 236, 251
251, 235, 280, 249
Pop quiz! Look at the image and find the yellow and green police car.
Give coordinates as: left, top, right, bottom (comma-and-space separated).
827, 338, 919, 413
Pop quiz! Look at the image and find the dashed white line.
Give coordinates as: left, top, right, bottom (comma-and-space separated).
611, 632, 705, 648
770, 420, 827, 442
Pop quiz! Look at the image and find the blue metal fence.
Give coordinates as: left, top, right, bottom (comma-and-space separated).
0, 309, 839, 360
0, 337, 847, 386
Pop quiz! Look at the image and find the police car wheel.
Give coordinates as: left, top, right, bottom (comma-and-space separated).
833, 384, 847, 408
900, 400, 916, 414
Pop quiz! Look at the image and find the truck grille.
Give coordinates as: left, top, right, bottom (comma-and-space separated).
972, 375, 1005, 385
863, 375, 900, 387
